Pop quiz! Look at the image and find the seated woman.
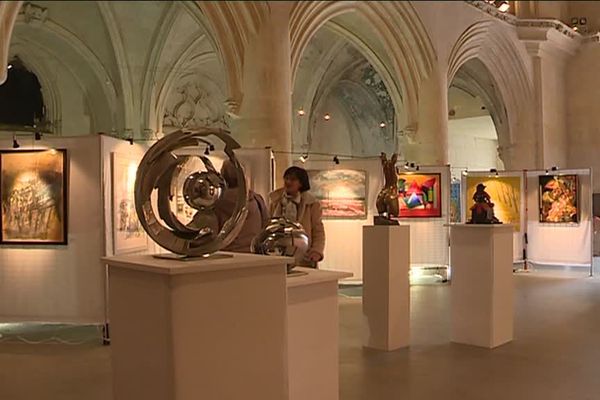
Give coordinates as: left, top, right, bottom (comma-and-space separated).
269, 166, 325, 267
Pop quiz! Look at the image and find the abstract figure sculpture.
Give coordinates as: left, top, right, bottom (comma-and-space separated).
468, 183, 501, 224
375, 152, 400, 225
251, 217, 310, 272
134, 128, 248, 257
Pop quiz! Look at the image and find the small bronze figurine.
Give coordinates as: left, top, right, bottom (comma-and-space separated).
468, 183, 501, 224
375, 152, 400, 225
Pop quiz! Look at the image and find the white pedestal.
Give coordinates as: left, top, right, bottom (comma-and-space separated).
362, 225, 410, 351
449, 224, 514, 348
104, 253, 290, 400
287, 267, 351, 400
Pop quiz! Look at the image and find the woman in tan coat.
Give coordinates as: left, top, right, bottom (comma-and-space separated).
269, 166, 325, 266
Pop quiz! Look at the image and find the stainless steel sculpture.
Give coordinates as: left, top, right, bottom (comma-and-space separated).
134, 128, 248, 257
251, 217, 310, 270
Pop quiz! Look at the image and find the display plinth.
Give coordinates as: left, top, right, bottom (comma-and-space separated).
104, 252, 290, 400
362, 225, 410, 351
287, 267, 352, 400
449, 224, 514, 348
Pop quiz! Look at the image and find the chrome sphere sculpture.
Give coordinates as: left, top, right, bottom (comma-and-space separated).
251, 217, 310, 269
134, 128, 248, 257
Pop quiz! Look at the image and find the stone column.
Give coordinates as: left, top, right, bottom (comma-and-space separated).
404, 65, 448, 166
518, 24, 579, 169
234, 3, 293, 183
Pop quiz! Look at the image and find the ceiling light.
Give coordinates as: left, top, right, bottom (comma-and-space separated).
323, 113, 331, 121
7, 64, 12, 70
299, 154, 308, 163
379, 122, 386, 128
297, 109, 305, 116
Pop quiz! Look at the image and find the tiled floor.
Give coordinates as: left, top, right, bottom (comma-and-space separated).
2, 272, 600, 400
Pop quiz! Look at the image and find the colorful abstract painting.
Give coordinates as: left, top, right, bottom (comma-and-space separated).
397, 173, 442, 218
308, 169, 367, 219
112, 153, 146, 254
539, 175, 578, 223
450, 182, 461, 223
0, 149, 67, 244
466, 176, 521, 229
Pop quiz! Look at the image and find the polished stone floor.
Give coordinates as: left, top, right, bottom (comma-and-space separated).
2, 273, 600, 400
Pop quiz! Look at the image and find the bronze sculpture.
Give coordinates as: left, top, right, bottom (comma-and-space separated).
375, 152, 400, 225
467, 183, 501, 224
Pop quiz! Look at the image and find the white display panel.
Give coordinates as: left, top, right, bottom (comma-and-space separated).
525, 169, 592, 267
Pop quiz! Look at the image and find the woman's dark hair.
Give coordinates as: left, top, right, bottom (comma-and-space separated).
284, 166, 310, 192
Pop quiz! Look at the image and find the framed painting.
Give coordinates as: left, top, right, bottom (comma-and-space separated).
539, 174, 578, 223
0, 149, 68, 244
308, 169, 367, 219
466, 176, 521, 229
111, 152, 146, 254
450, 181, 461, 223
397, 173, 442, 218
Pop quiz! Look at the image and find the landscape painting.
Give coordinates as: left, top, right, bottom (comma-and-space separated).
308, 169, 367, 219
112, 152, 146, 254
1, 149, 67, 244
397, 173, 442, 218
539, 175, 578, 223
466, 176, 521, 229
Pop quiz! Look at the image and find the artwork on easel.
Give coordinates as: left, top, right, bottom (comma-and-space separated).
0, 149, 68, 244
111, 152, 146, 254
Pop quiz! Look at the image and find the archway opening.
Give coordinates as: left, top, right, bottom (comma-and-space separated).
448, 58, 507, 178
0, 56, 45, 129
292, 13, 400, 159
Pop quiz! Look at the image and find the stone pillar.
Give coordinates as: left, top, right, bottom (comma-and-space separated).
518, 25, 579, 169
0, 2, 22, 85
405, 65, 448, 166
234, 3, 293, 182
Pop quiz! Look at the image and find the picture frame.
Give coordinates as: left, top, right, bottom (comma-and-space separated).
0, 149, 68, 245
396, 172, 442, 218
111, 152, 147, 254
307, 169, 368, 220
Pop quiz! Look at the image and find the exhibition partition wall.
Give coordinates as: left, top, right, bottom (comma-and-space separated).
525, 169, 592, 271
0, 135, 105, 323
458, 169, 592, 273
300, 159, 450, 281
460, 171, 525, 263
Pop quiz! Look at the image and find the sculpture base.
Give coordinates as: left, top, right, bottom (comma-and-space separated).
152, 253, 234, 261
373, 216, 399, 226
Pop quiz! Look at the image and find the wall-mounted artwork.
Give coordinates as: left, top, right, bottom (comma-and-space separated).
111, 153, 146, 254
308, 169, 367, 219
539, 175, 578, 223
450, 182, 461, 223
396, 173, 442, 218
466, 176, 521, 229
0, 149, 68, 244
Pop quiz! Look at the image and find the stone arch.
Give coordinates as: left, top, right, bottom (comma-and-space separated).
447, 20, 534, 156
290, 1, 436, 130
195, 1, 269, 115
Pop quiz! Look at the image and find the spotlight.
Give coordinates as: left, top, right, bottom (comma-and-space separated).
462, 169, 469, 176
379, 122, 386, 128
34, 131, 42, 141
416, 165, 420, 171
297, 108, 306, 116
410, 162, 415, 168
404, 162, 410, 170
209, 143, 215, 151
299, 153, 308, 163
7, 64, 12, 70
204, 147, 210, 156
333, 155, 340, 165
551, 166, 558, 171
12, 135, 19, 149
573, 26, 579, 32
545, 169, 549, 175
497, 1, 510, 12
323, 113, 331, 121
127, 137, 134, 145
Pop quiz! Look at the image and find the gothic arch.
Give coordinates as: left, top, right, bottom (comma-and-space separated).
447, 20, 534, 151
290, 1, 436, 129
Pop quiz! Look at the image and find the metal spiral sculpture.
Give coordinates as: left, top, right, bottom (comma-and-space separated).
134, 128, 248, 257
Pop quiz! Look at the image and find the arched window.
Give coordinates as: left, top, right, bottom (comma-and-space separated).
0, 57, 45, 128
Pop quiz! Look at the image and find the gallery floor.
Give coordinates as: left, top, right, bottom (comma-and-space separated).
1, 271, 600, 400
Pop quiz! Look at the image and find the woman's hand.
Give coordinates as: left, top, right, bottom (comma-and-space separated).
306, 250, 321, 262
